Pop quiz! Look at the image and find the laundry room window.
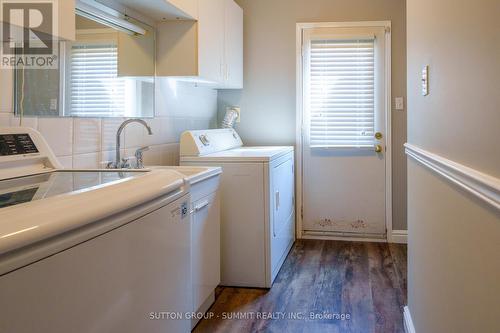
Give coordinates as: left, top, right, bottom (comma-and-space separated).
306, 37, 376, 148
64, 41, 127, 117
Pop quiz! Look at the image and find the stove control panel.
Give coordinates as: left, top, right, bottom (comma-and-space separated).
0, 134, 39, 156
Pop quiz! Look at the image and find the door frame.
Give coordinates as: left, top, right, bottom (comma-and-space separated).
295, 21, 393, 242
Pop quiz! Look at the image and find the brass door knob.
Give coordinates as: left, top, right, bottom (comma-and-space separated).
374, 144, 383, 153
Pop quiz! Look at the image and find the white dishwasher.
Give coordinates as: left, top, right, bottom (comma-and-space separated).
150, 166, 222, 329
0, 127, 193, 333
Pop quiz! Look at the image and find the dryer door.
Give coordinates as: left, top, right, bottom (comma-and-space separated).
270, 154, 295, 280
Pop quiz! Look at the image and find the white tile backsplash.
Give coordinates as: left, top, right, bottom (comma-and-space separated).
10, 116, 38, 130
57, 156, 73, 169
73, 152, 100, 169
160, 118, 177, 143
73, 118, 101, 154
101, 118, 125, 152
0, 113, 11, 127
101, 150, 124, 168
1, 76, 218, 167
38, 118, 74, 157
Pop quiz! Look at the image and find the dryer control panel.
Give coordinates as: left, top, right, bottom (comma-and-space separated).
180, 129, 243, 157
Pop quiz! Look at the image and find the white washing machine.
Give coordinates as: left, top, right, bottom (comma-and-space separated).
0, 127, 192, 333
180, 129, 295, 288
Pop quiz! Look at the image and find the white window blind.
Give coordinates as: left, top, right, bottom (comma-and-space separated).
68, 42, 125, 117
308, 38, 375, 148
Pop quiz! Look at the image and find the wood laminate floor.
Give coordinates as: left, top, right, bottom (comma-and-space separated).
194, 240, 407, 333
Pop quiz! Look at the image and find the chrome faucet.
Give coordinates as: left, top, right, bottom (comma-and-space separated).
114, 119, 153, 169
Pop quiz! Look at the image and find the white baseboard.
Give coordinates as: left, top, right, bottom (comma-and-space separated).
403, 306, 416, 333
390, 230, 408, 244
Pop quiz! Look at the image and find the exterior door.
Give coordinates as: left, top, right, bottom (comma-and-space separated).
301, 24, 389, 237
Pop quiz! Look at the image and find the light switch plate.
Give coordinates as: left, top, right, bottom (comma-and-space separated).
50, 98, 58, 110
395, 97, 404, 110
422, 65, 429, 96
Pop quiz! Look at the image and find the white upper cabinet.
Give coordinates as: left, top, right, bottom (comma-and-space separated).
113, 0, 198, 20
156, 0, 243, 89
168, 0, 198, 19
197, 0, 225, 84
117, 20, 156, 77
223, 0, 243, 89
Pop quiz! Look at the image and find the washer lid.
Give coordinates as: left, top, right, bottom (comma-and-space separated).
0, 170, 146, 209
0, 169, 187, 258
181, 146, 294, 163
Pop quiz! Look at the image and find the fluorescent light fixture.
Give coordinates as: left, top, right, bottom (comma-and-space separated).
75, 0, 146, 36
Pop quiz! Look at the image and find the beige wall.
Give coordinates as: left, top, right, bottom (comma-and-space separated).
218, 0, 408, 230
407, 0, 500, 176
407, 0, 500, 332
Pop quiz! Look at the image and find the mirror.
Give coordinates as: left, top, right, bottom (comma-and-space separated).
14, 7, 156, 118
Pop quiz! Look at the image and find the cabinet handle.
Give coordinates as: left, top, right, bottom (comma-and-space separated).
275, 191, 280, 211
273, 191, 280, 238
194, 200, 210, 212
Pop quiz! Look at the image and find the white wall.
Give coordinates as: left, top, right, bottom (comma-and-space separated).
218, 0, 408, 230
0, 69, 218, 167
406, 0, 500, 332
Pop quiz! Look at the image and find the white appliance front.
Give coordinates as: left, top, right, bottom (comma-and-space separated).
0, 195, 192, 333
180, 129, 295, 288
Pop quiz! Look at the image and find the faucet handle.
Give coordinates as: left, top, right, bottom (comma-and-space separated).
135, 146, 150, 169
136, 146, 150, 154
121, 157, 131, 169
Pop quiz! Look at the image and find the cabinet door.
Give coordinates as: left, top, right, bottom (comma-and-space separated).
192, 192, 221, 312
198, 0, 225, 83
223, 0, 243, 88
118, 20, 155, 77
